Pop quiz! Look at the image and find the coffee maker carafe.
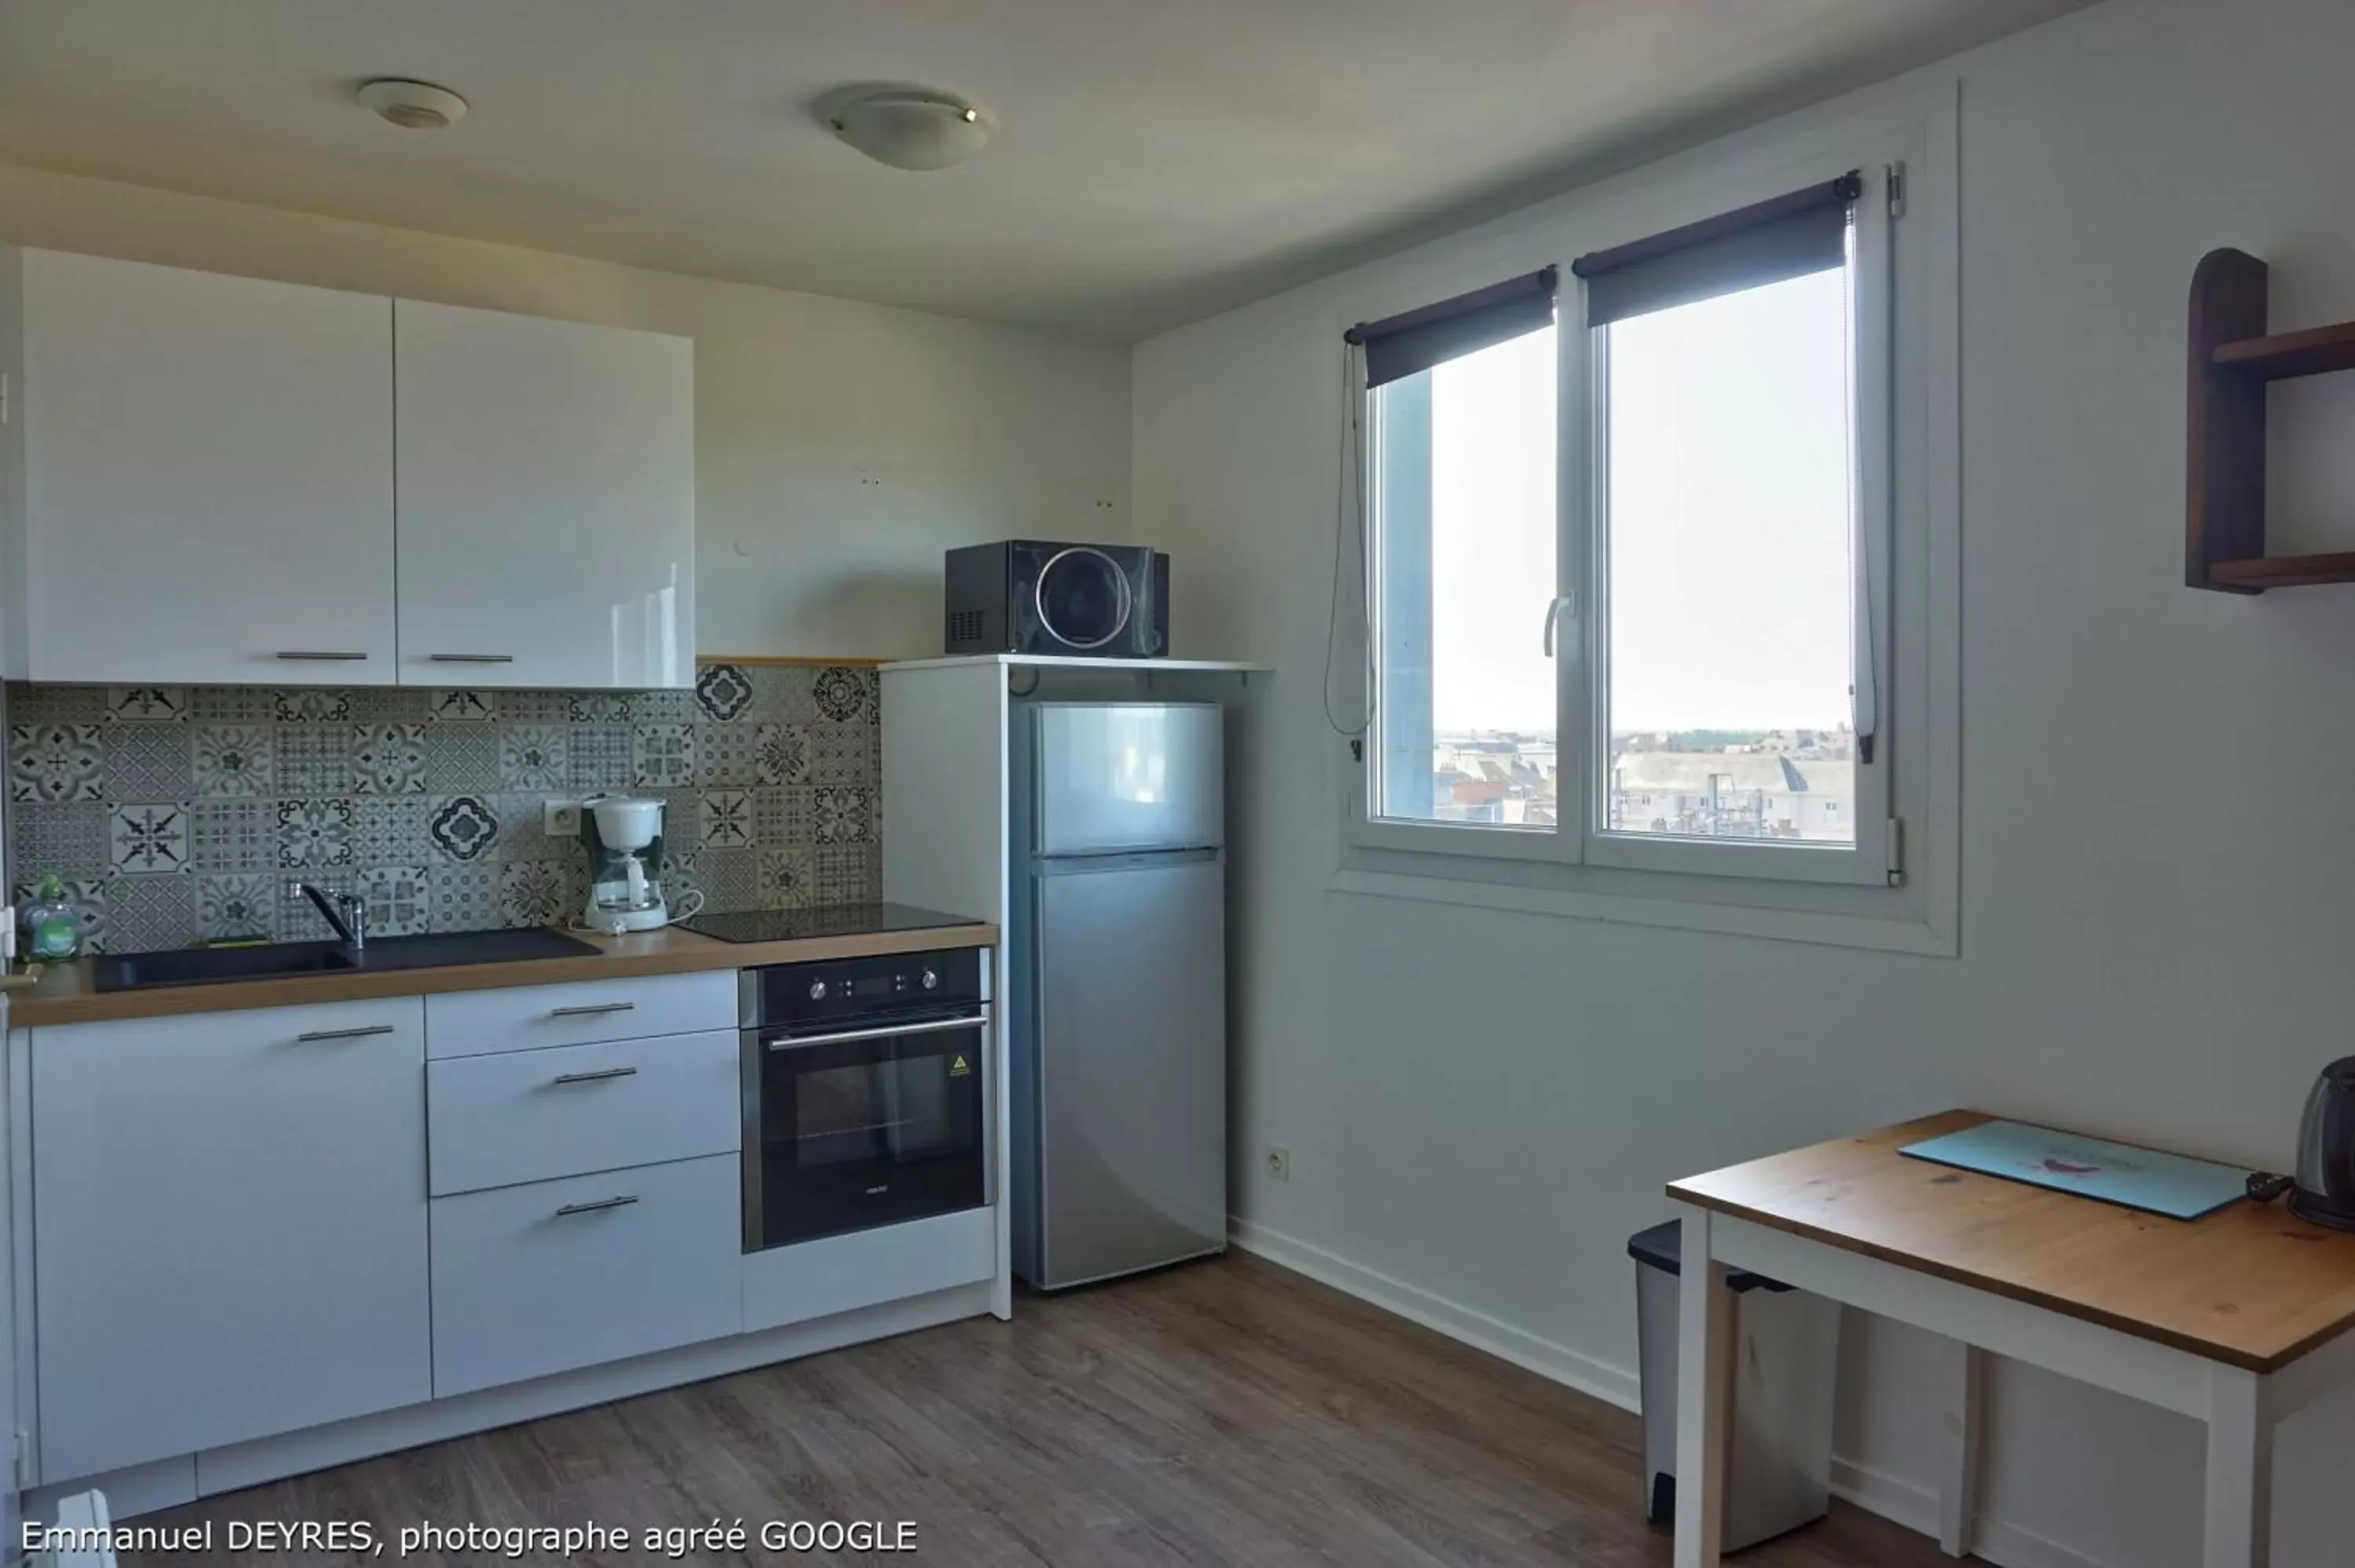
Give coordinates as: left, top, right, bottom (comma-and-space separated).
579, 796, 685, 933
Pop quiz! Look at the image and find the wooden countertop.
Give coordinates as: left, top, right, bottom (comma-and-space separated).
2, 921, 997, 1030
1670, 1110, 2355, 1373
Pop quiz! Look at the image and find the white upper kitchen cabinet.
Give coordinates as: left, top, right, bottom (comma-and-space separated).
394, 300, 695, 689
9, 249, 398, 684
31, 999, 432, 1482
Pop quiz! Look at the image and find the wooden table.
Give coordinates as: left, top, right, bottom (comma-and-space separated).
1667, 1111, 2355, 1568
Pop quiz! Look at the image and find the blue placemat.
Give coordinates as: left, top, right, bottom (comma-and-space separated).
1899, 1119, 2251, 1220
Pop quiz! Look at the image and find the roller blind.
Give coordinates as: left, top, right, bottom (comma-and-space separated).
1571, 172, 1860, 327
1345, 267, 1557, 390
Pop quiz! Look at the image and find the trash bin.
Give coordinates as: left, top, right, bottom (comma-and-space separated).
1629, 1220, 1839, 1550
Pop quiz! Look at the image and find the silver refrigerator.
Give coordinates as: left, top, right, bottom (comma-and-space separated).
1010, 701, 1226, 1291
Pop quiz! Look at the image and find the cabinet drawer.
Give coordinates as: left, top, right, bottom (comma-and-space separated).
743, 1207, 995, 1333
425, 970, 736, 1058
429, 1154, 740, 1398
428, 1030, 739, 1197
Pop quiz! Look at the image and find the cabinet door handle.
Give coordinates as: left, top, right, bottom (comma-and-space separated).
550, 1001, 636, 1018
429, 653, 516, 664
276, 651, 371, 662
295, 1024, 397, 1042
554, 1194, 639, 1218
550, 1065, 638, 1085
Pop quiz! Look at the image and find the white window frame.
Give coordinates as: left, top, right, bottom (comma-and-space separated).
1356, 350, 1565, 867
1575, 162, 1894, 888
1334, 88, 1958, 955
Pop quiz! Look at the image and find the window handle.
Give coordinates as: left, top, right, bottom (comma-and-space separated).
1542, 593, 1577, 658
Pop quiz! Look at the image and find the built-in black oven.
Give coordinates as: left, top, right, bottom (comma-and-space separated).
739, 945, 988, 1252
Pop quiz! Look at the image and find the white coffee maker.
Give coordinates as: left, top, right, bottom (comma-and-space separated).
579, 796, 685, 933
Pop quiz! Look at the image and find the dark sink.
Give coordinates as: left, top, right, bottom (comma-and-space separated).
91, 928, 600, 993
342, 928, 599, 973
93, 941, 357, 992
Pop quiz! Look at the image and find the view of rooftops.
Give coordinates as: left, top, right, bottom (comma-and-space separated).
1420, 725, 1856, 840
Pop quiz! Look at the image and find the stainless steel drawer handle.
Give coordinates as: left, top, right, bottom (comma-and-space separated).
550, 1065, 638, 1085
550, 1001, 636, 1018
429, 653, 517, 664
554, 1194, 639, 1218
295, 1024, 397, 1042
276, 651, 370, 662
766, 1012, 986, 1051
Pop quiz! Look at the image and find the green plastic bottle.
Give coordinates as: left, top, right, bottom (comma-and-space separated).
24, 873, 82, 962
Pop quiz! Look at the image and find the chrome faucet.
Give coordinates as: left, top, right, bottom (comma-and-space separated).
288, 881, 369, 950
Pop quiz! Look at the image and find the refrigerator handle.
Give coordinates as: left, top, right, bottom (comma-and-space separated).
1028, 885, 1051, 1271
1033, 847, 1221, 874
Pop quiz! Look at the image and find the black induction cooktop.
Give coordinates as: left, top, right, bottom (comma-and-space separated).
677, 902, 984, 944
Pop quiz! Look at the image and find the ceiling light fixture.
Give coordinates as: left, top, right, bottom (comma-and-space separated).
825, 89, 996, 172
356, 78, 469, 131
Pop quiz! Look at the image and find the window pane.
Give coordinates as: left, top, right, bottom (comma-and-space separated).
1601, 265, 1856, 844
1370, 323, 1557, 827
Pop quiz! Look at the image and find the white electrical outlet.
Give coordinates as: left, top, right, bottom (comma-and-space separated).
542, 800, 582, 837
1265, 1145, 1291, 1183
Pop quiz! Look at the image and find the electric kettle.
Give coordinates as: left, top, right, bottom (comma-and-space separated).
2292, 1057, 2355, 1231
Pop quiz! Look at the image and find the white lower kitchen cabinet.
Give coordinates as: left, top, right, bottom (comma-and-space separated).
429, 1153, 742, 1398
9, 953, 1006, 1508
31, 1001, 431, 1481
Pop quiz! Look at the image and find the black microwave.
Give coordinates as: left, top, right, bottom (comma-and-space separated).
944, 540, 1170, 658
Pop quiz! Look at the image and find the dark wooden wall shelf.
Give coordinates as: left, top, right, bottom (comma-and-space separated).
2212, 321, 2355, 381
2187, 248, 2355, 593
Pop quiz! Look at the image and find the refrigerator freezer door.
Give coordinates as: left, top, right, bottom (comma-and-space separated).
1034, 851, 1225, 1288
1034, 703, 1223, 856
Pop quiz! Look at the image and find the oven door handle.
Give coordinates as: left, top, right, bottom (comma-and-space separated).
765, 1013, 985, 1051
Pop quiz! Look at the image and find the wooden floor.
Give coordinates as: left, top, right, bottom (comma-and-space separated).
126, 1252, 1967, 1566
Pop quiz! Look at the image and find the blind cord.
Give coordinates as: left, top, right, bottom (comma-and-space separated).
1844, 198, 1880, 768
1324, 342, 1374, 742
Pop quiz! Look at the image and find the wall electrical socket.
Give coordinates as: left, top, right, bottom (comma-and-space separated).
542, 800, 582, 837
1264, 1145, 1291, 1183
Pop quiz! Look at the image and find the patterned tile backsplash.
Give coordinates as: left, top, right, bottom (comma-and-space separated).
3, 665, 882, 954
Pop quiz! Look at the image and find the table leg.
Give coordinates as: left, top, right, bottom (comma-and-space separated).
2202, 1363, 2273, 1568
1674, 1209, 1732, 1568
1935, 1339, 1985, 1558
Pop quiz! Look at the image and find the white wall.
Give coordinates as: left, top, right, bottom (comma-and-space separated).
1132, 0, 2355, 1563
0, 163, 1134, 662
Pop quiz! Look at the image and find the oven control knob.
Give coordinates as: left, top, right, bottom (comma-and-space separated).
921, 968, 939, 990
808, 979, 827, 1001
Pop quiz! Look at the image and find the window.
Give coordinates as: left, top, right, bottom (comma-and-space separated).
1357, 271, 1559, 832
1346, 150, 1914, 900
1599, 264, 1856, 849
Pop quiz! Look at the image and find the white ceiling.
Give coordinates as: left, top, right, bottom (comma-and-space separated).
0, 0, 2085, 340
